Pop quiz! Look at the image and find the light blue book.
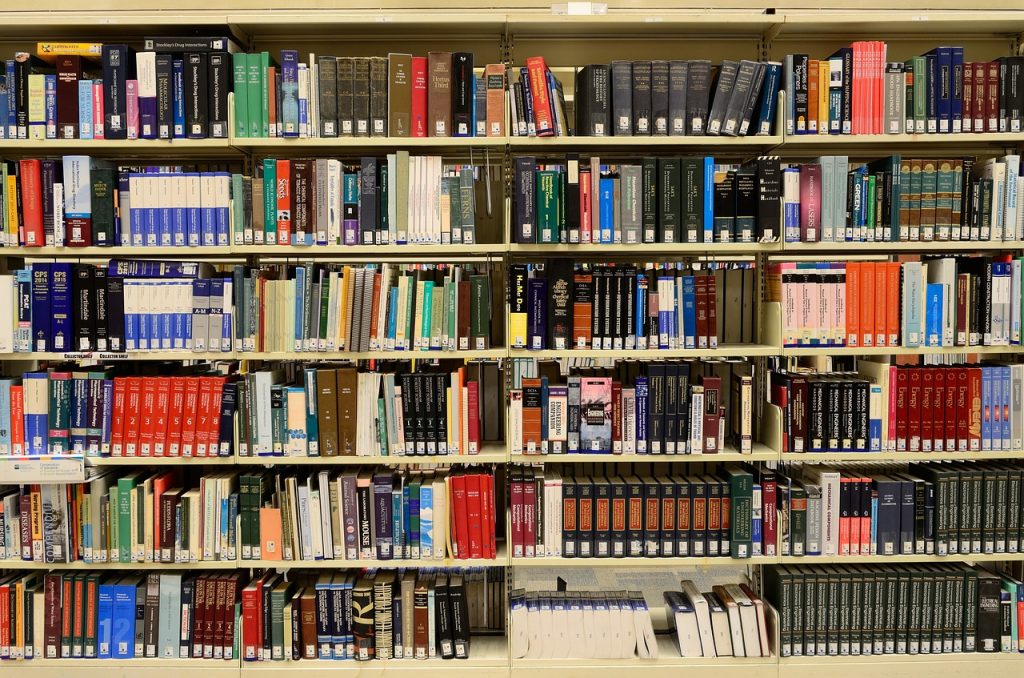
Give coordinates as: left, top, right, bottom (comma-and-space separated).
702, 156, 715, 242
78, 80, 93, 139
0, 378, 12, 455
925, 282, 943, 347
44, 74, 56, 139
420, 481, 433, 557
157, 573, 183, 658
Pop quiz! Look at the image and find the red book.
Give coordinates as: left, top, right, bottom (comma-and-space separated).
0, 580, 10, 652
151, 471, 176, 557
267, 67, 277, 136
464, 473, 484, 560
55, 56, 82, 139
933, 368, 946, 452
138, 376, 158, 456
450, 473, 470, 559
956, 368, 970, 451
967, 367, 982, 450
907, 368, 922, 452
579, 167, 593, 244
411, 56, 427, 138
181, 377, 201, 457
510, 473, 524, 558
525, 56, 555, 136
152, 377, 171, 456
920, 367, 934, 452
480, 472, 494, 559
110, 379, 126, 456
521, 474, 535, 558
943, 367, 957, 452
10, 385, 23, 455
466, 380, 480, 454
207, 377, 226, 456
167, 376, 187, 457
194, 376, 216, 458
60, 575, 73, 656
275, 159, 291, 245
192, 576, 208, 659
611, 380, 622, 453
986, 61, 1000, 132
124, 376, 143, 456
18, 159, 44, 246
962, 61, 974, 132
894, 368, 909, 451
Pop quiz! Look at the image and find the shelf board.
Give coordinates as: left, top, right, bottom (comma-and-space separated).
779, 651, 1024, 678
510, 446, 777, 464
87, 456, 233, 466
781, 240, 1024, 253
5, 658, 237, 678
512, 638, 776, 677
241, 349, 506, 361
780, 344, 1024, 357
508, 134, 782, 150
230, 244, 507, 257
780, 450, 1024, 462
509, 345, 778, 359
1, 246, 238, 258
240, 636, 508, 676
0, 351, 235, 362
508, 242, 780, 255
235, 448, 508, 466
231, 136, 507, 151
511, 556, 772, 568
0, 138, 234, 154
0, 559, 237, 570
779, 131, 1024, 149
241, 553, 508, 570
777, 552, 1024, 564
775, 11, 1024, 37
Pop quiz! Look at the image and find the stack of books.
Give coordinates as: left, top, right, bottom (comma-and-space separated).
664, 580, 770, 657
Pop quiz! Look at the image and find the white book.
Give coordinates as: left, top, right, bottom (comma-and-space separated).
622, 388, 636, 454
0, 276, 13, 353
667, 593, 702, 657
800, 465, 841, 555
723, 584, 762, 657
509, 390, 524, 455
510, 593, 529, 659
136, 52, 157, 138
308, 485, 324, 559
690, 386, 705, 455
983, 159, 1007, 239
52, 182, 65, 247
1004, 155, 1021, 239
525, 594, 543, 658
318, 471, 333, 556
680, 580, 716, 658
705, 593, 733, 657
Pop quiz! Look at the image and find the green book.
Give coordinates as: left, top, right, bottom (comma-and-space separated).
536, 169, 560, 244
378, 163, 389, 243
48, 374, 72, 454
911, 56, 928, 134
418, 279, 433, 349
429, 286, 444, 349
458, 167, 476, 245
231, 173, 245, 245
447, 176, 462, 243
318, 281, 330, 349
865, 174, 876, 233
403, 275, 416, 349
270, 579, 294, 660
246, 52, 262, 138
116, 472, 140, 562
723, 466, 753, 558
91, 168, 116, 246
259, 51, 271, 138
375, 397, 388, 455
262, 159, 276, 244
232, 52, 249, 138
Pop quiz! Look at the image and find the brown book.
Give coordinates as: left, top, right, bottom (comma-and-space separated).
481, 360, 503, 442
426, 51, 452, 137
43, 573, 61, 658
700, 376, 721, 453
213, 574, 231, 658
191, 575, 207, 658
159, 487, 182, 563
268, 67, 277, 136
369, 56, 388, 137
484, 63, 505, 137
387, 53, 413, 137
316, 368, 339, 456
457, 279, 471, 350
335, 367, 358, 455
219, 574, 242, 659
412, 577, 430, 659
353, 57, 370, 137
56, 55, 83, 139
299, 587, 317, 659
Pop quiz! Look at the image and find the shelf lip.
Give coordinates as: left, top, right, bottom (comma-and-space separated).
240, 556, 508, 569
1, 246, 240, 257
777, 552, 1024, 564
510, 449, 777, 464
508, 135, 782, 149
231, 136, 508, 150
509, 345, 778, 359
0, 138, 234, 151
0, 559, 237, 570
230, 244, 507, 256
235, 450, 508, 465
508, 242, 780, 255
0, 349, 506, 361
0, 351, 235, 361
780, 131, 1024, 145
781, 344, 1022, 356
781, 240, 1024, 253
15, 658, 237, 668
780, 450, 1024, 462
511, 556, 772, 567
87, 456, 233, 466
779, 651, 1024, 665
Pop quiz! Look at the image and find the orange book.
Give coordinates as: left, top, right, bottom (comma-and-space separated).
368, 270, 382, 348
807, 60, 819, 134
874, 262, 888, 348
572, 272, 594, 348
886, 262, 902, 346
259, 507, 283, 561
521, 377, 543, 452
484, 63, 506, 137
860, 262, 875, 348
845, 262, 860, 347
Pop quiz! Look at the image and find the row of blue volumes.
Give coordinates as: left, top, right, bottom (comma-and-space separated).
0, 260, 499, 355
0, 154, 495, 249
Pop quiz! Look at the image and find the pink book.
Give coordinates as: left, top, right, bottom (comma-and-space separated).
888, 365, 899, 450
126, 79, 139, 139
92, 82, 104, 139
834, 263, 847, 345
797, 271, 810, 344
807, 271, 822, 344
799, 163, 821, 242
822, 271, 836, 344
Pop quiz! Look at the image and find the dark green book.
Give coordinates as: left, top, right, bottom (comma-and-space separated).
91, 168, 116, 246
656, 157, 680, 243
723, 465, 753, 558
641, 157, 657, 243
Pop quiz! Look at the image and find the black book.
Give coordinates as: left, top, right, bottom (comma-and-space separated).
422, 371, 438, 453
631, 61, 653, 135
659, 477, 676, 557
975, 569, 1002, 652
668, 60, 688, 136
674, 477, 691, 556
155, 53, 174, 139
650, 60, 670, 135
734, 167, 757, 243
609, 475, 627, 557
207, 52, 230, 138
93, 267, 108, 351
722, 59, 757, 136
352, 57, 370, 137
625, 475, 644, 557
754, 156, 781, 241
73, 264, 94, 351
657, 156, 681, 244
359, 157, 378, 245
318, 56, 339, 137
184, 52, 209, 138
574, 65, 610, 136
351, 576, 374, 660
369, 57, 388, 137
451, 52, 474, 137
593, 476, 611, 557
218, 381, 237, 456
91, 167, 116, 246
435, 573, 454, 658
337, 57, 355, 136
676, 362, 691, 451
685, 60, 712, 135
435, 373, 449, 451
546, 258, 573, 350
712, 169, 736, 242
664, 363, 678, 453
102, 45, 134, 139
513, 156, 536, 243
641, 476, 660, 557
739, 62, 767, 136
610, 60, 633, 136
562, 474, 577, 557
105, 276, 125, 352
706, 60, 739, 136
576, 475, 594, 558
448, 574, 470, 659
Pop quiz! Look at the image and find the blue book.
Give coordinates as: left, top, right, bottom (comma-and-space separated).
598, 176, 614, 243
702, 157, 715, 242
44, 74, 56, 139
78, 79, 93, 139
386, 288, 399, 348
402, 483, 412, 557
50, 262, 72, 352
111, 580, 136, 658
754, 62, 781, 136
1000, 365, 1012, 450
314, 578, 332, 659
97, 581, 116, 658
171, 176, 187, 247
982, 367, 993, 451
108, 259, 206, 278
929, 47, 952, 133
373, 473, 394, 559
419, 481, 433, 556
751, 483, 762, 553
950, 47, 964, 133
681, 275, 697, 349
926, 283, 943, 347
5, 60, 15, 138
635, 376, 648, 453
23, 373, 47, 456
172, 59, 185, 138
328, 576, 346, 658
925, 53, 938, 133
670, 273, 680, 347
158, 175, 174, 247
101, 379, 114, 454
280, 50, 300, 137
0, 78, 7, 140
392, 485, 403, 556
216, 172, 231, 246
31, 263, 51, 352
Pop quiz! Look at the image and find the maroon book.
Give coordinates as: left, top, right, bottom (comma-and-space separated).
56, 56, 83, 139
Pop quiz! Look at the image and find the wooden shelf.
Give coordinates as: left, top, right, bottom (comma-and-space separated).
508, 242, 780, 256
510, 445, 777, 464
509, 345, 778, 359
777, 552, 1024, 564
780, 344, 1024, 357
511, 556, 772, 568
235, 448, 508, 466
779, 450, 1024, 462
0, 559, 237, 570
781, 240, 1024, 253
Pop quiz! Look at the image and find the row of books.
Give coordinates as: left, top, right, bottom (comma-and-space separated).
0, 154, 493, 249
513, 156, 781, 245
234, 362, 502, 459
770, 363, 1024, 454
507, 359, 754, 456
565, 59, 780, 138
782, 155, 1022, 244
509, 589, 657, 659
238, 468, 498, 563
0, 472, 238, 564
509, 465, 761, 560
763, 564, 1022, 656
664, 581, 770, 658
241, 569, 504, 662
509, 261, 756, 352
784, 44, 1024, 135
766, 256, 1019, 349
773, 462, 1024, 558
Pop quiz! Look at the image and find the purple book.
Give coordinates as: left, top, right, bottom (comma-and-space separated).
527, 276, 547, 350
136, 51, 158, 139
799, 162, 822, 243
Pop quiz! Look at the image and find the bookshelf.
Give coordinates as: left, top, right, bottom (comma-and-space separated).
3, 4, 1024, 678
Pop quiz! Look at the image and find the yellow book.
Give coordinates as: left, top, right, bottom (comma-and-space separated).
36, 42, 103, 61
7, 175, 20, 246
30, 488, 42, 561
412, 279, 426, 350
27, 73, 46, 140
818, 60, 829, 135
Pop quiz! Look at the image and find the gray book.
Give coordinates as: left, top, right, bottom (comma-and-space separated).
805, 484, 822, 556
815, 155, 836, 242
458, 168, 476, 244
620, 164, 642, 244
336, 56, 355, 136
738, 62, 767, 136
721, 60, 758, 136
885, 63, 905, 135
668, 60, 688, 136
706, 60, 739, 136
157, 573, 182, 658
318, 56, 338, 137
